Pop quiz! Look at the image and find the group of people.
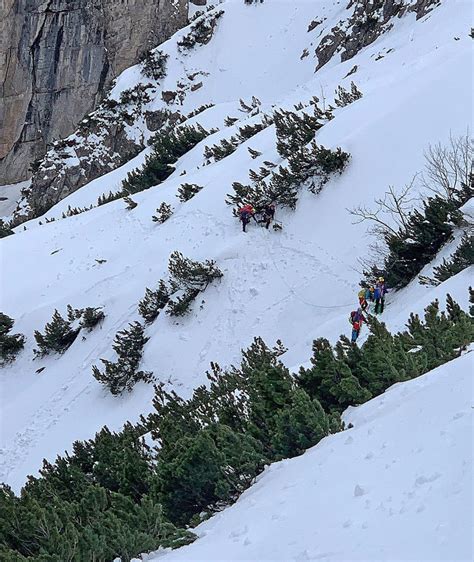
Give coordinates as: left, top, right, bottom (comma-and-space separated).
350, 277, 388, 343
238, 202, 276, 232
236, 203, 387, 345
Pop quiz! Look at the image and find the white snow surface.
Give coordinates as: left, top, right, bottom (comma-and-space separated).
0, 181, 30, 219
0, 6, 472, 556
148, 352, 473, 562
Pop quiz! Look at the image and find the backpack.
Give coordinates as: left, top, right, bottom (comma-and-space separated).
349, 311, 357, 324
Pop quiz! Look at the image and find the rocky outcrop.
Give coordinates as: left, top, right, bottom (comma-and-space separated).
13, 87, 182, 221
315, 0, 441, 70
0, 0, 188, 185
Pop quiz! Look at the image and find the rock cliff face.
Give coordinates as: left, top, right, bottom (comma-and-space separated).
315, 0, 441, 70
0, 0, 188, 185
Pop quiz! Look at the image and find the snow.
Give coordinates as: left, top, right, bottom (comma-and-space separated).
0, 3, 472, 557
148, 352, 473, 562
0, 180, 30, 219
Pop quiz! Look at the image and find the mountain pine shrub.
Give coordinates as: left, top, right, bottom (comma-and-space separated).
97, 190, 123, 206
34, 310, 81, 356
168, 251, 223, 293
165, 252, 223, 317
2, 293, 472, 559
177, 183, 203, 202
152, 202, 174, 223
433, 233, 474, 283
177, 10, 224, 51
273, 108, 322, 159
204, 137, 238, 162
139, 281, 171, 323
122, 125, 211, 195
140, 50, 168, 81
0, 219, 14, 238
92, 322, 153, 395
0, 313, 25, 364
365, 194, 468, 289
80, 307, 106, 330
334, 81, 363, 107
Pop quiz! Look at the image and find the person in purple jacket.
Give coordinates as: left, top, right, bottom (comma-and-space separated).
374, 277, 388, 314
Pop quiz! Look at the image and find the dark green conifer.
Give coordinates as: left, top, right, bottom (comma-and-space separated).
177, 183, 204, 202
34, 310, 80, 356
0, 313, 25, 363
139, 281, 170, 323
92, 322, 153, 395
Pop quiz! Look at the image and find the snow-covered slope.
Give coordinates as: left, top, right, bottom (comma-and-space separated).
148, 351, 473, 562
0, 0, 472, 503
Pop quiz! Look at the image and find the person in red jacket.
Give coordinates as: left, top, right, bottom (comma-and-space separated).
350, 307, 367, 343
238, 204, 255, 232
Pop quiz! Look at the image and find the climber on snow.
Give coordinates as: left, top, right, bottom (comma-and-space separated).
374, 277, 388, 314
358, 286, 375, 312
261, 201, 276, 229
350, 307, 366, 344
358, 288, 369, 311
238, 204, 256, 232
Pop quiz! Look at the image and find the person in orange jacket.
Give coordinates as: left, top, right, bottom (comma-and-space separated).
238, 204, 255, 232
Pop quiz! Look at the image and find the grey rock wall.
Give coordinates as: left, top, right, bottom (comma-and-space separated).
0, 0, 188, 185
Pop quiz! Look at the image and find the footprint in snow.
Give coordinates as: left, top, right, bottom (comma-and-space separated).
414, 472, 441, 487
354, 484, 367, 497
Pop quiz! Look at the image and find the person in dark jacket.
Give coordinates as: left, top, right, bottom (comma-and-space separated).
262, 202, 276, 229
374, 277, 388, 314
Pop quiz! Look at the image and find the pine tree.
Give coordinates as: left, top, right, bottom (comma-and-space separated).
383, 196, 464, 288
433, 233, 474, 283
80, 307, 105, 331
140, 50, 168, 81
0, 313, 25, 363
152, 202, 174, 223
98, 190, 123, 206
267, 165, 300, 209
155, 423, 265, 525
177, 10, 224, 51
297, 338, 371, 411
92, 322, 153, 395
0, 219, 14, 238
123, 125, 210, 195
166, 289, 201, 317
138, 281, 170, 323
403, 296, 474, 370
177, 183, 203, 202
187, 103, 214, 119
355, 317, 412, 396
168, 251, 223, 292
334, 81, 363, 107
271, 389, 329, 458
236, 118, 272, 142
238, 95, 262, 115
224, 116, 239, 127
34, 310, 80, 356
203, 138, 238, 162
273, 108, 322, 159
248, 147, 262, 159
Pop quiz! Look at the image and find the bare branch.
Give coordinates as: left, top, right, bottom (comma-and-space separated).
421, 131, 473, 199
349, 204, 399, 235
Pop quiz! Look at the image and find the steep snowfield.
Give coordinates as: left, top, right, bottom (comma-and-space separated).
149, 351, 473, 562
0, 0, 472, 500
